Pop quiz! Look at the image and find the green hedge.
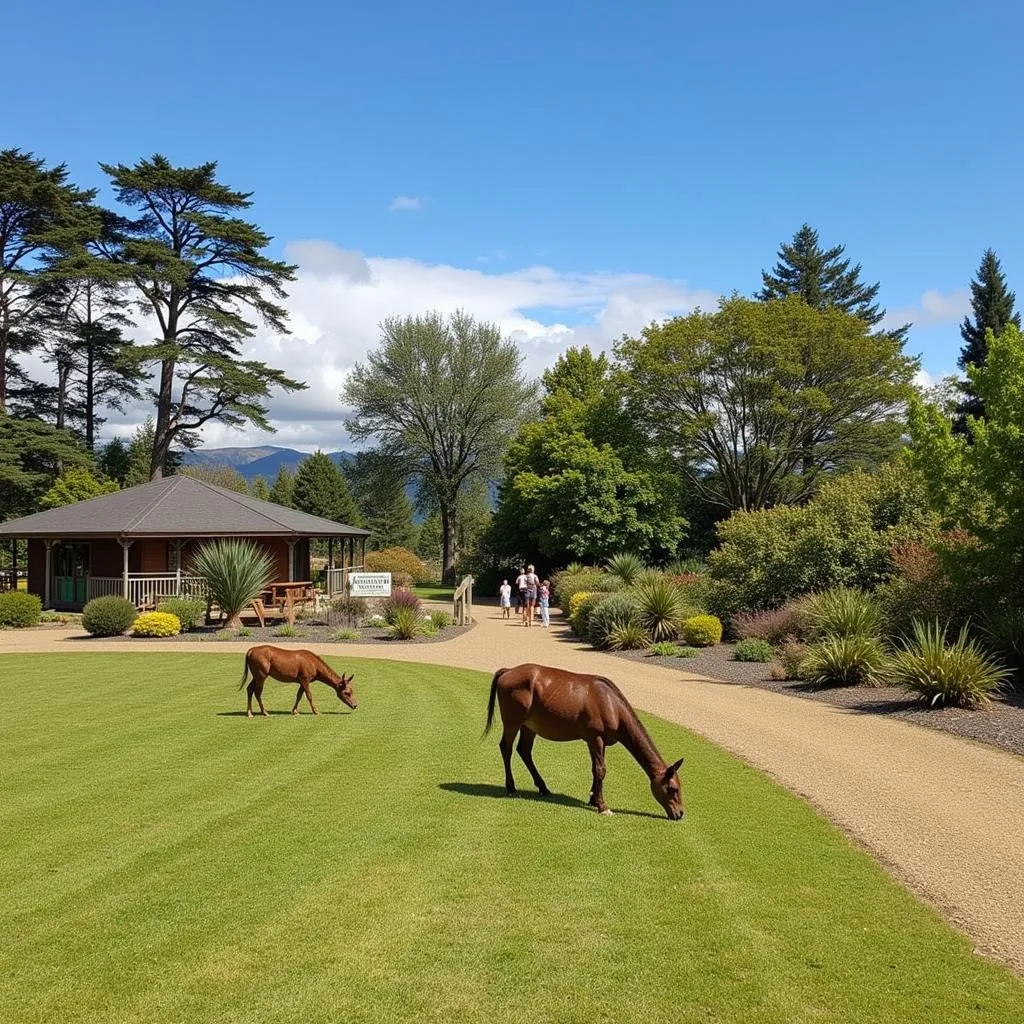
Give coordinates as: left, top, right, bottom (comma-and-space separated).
0, 591, 42, 628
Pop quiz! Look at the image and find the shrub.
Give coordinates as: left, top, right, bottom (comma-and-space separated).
648, 641, 701, 659
236, 627, 252, 637
273, 624, 302, 637
674, 646, 702, 658
189, 539, 274, 630
567, 590, 594, 624
419, 619, 439, 638
733, 638, 774, 662
429, 610, 454, 629
980, 604, 1024, 672
381, 589, 421, 624
550, 567, 620, 608
0, 591, 42, 628
571, 592, 606, 637
733, 600, 811, 644
156, 597, 206, 632
631, 575, 690, 641
682, 615, 723, 647
665, 556, 707, 576
606, 621, 651, 650
587, 593, 642, 648
888, 621, 1011, 708
330, 628, 362, 641
365, 547, 431, 585
802, 635, 887, 687
386, 606, 423, 640
132, 611, 181, 637
775, 640, 811, 681
605, 552, 645, 586
803, 588, 881, 640
82, 596, 138, 637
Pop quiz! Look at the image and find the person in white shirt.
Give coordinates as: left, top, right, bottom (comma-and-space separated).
514, 568, 528, 619
498, 579, 512, 619
523, 564, 540, 627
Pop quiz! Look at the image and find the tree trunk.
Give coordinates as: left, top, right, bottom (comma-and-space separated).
0, 329, 7, 414
441, 505, 457, 583
85, 287, 95, 451
151, 356, 176, 480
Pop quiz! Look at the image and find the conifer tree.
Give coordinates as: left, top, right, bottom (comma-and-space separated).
268, 465, 295, 508
957, 249, 1020, 427
292, 451, 361, 525
250, 475, 271, 501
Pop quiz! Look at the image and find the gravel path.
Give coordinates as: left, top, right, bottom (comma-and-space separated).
4, 605, 1024, 973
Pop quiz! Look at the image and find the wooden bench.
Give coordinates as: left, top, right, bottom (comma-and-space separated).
242, 598, 288, 628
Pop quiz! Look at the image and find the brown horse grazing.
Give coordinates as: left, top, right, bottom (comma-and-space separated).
239, 646, 357, 718
484, 663, 684, 819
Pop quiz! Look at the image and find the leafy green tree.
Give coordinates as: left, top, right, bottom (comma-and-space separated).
0, 149, 96, 413
98, 155, 305, 477
0, 414, 94, 519
416, 512, 443, 562
617, 296, 918, 511
39, 466, 118, 509
179, 464, 249, 493
97, 436, 131, 485
292, 451, 361, 525
346, 451, 418, 551
250, 475, 270, 501
956, 249, 1020, 428
909, 323, 1024, 592
344, 310, 535, 581
268, 464, 295, 507
758, 223, 904, 335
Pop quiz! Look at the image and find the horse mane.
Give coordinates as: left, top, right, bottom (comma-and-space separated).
593, 674, 661, 766
313, 653, 341, 683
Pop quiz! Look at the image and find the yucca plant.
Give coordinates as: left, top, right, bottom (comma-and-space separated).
386, 606, 423, 640
889, 620, 1011, 708
632, 575, 688, 641
665, 556, 707, 576
804, 588, 881, 640
802, 635, 887, 687
605, 552, 645, 587
189, 539, 274, 630
606, 621, 651, 651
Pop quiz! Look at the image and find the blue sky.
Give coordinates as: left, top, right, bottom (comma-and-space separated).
8, 0, 1024, 447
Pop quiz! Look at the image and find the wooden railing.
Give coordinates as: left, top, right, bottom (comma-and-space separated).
88, 574, 209, 609
324, 566, 364, 597
452, 575, 474, 626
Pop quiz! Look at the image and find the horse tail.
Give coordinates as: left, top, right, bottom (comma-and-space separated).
483, 668, 508, 738
238, 654, 249, 691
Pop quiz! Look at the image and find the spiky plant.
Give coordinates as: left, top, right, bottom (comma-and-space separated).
889, 621, 1011, 708
804, 588, 881, 640
386, 606, 424, 640
189, 539, 274, 630
802, 635, 887, 687
632, 575, 688, 641
606, 621, 652, 651
605, 552, 645, 586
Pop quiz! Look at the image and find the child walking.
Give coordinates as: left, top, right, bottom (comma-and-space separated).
538, 579, 550, 627
498, 579, 512, 619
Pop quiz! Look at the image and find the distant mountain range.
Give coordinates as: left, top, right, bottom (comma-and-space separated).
180, 446, 354, 482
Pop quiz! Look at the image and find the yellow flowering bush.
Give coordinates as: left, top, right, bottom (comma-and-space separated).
132, 611, 182, 637
682, 614, 723, 647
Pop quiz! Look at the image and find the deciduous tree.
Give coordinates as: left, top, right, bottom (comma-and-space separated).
39, 466, 118, 509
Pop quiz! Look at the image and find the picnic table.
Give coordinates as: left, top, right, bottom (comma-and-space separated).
264, 581, 316, 613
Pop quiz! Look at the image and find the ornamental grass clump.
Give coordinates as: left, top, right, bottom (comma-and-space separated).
606, 621, 651, 651
329, 628, 362, 641
386, 606, 423, 640
189, 539, 274, 630
888, 620, 1011, 708
82, 596, 138, 637
587, 593, 642, 649
429, 610, 454, 629
682, 614, 723, 647
132, 612, 181, 637
0, 591, 42, 628
647, 641, 702, 659
733, 600, 811, 644
381, 589, 421, 625
631, 575, 689, 642
801, 635, 887, 687
804, 588, 881, 640
605, 552, 646, 587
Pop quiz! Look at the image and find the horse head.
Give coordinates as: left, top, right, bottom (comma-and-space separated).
650, 757, 685, 820
332, 672, 358, 709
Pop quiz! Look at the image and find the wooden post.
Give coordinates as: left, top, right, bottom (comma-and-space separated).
10, 539, 16, 593
119, 539, 133, 600
43, 539, 54, 609
174, 540, 182, 594
286, 539, 296, 582
327, 538, 334, 595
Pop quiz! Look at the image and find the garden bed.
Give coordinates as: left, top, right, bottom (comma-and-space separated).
610, 643, 1024, 758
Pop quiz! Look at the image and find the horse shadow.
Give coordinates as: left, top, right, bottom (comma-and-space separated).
437, 782, 664, 820
217, 709, 354, 717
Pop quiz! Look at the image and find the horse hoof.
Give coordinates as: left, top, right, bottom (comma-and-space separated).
599, 808, 614, 816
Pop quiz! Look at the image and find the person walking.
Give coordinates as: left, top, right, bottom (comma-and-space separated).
514, 567, 528, 619
498, 579, 512, 619
538, 579, 550, 628
523, 564, 540, 627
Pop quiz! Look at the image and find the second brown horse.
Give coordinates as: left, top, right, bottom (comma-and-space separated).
485, 663, 684, 819
239, 645, 357, 717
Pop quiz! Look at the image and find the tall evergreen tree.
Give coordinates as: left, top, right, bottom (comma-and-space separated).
268, 465, 295, 507
759, 223, 905, 337
956, 249, 1020, 427
292, 451, 361, 525
98, 155, 304, 477
123, 418, 181, 486
346, 450, 417, 550
250, 475, 271, 501
97, 436, 131, 485
0, 149, 95, 413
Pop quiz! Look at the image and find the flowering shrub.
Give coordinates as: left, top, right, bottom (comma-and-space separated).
381, 589, 421, 624
132, 611, 182, 637
365, 547, 432, 585
732, 600, 810, 644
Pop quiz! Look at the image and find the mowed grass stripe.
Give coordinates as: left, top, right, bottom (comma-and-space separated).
0, 652, 1020, 1023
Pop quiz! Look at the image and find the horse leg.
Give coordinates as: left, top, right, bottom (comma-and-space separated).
516, 727, 550, 796
499, 722, 519, 795
291, 684, 304, 715
302, 676, 319, 715
588, 737, 611, 815
249, 675, 268, 718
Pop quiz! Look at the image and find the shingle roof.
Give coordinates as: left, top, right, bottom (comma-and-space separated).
0, 475, 370, 539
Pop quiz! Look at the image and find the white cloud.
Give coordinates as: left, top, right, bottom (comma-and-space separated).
885, 288, 970, 329
388, 195, 422, 212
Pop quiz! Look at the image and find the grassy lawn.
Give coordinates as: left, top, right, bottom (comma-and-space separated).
1, 653, 1021, 1023
411, 583, 456, 602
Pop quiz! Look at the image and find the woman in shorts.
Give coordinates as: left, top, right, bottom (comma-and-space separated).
524, 564, 540, 627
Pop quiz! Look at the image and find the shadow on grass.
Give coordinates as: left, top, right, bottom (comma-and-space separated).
438, 781, 666, 820
216, 709, 355, 717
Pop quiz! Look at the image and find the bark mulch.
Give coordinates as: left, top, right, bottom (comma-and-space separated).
609, 642, 1024, 759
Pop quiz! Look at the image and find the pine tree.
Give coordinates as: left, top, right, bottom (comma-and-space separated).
759, 224, 904, 336
292, 452, 362, 525
250, 475, 271, 501
97, 437, 131, 485
268, 465, 295, 507
957, 249, 1020, 427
